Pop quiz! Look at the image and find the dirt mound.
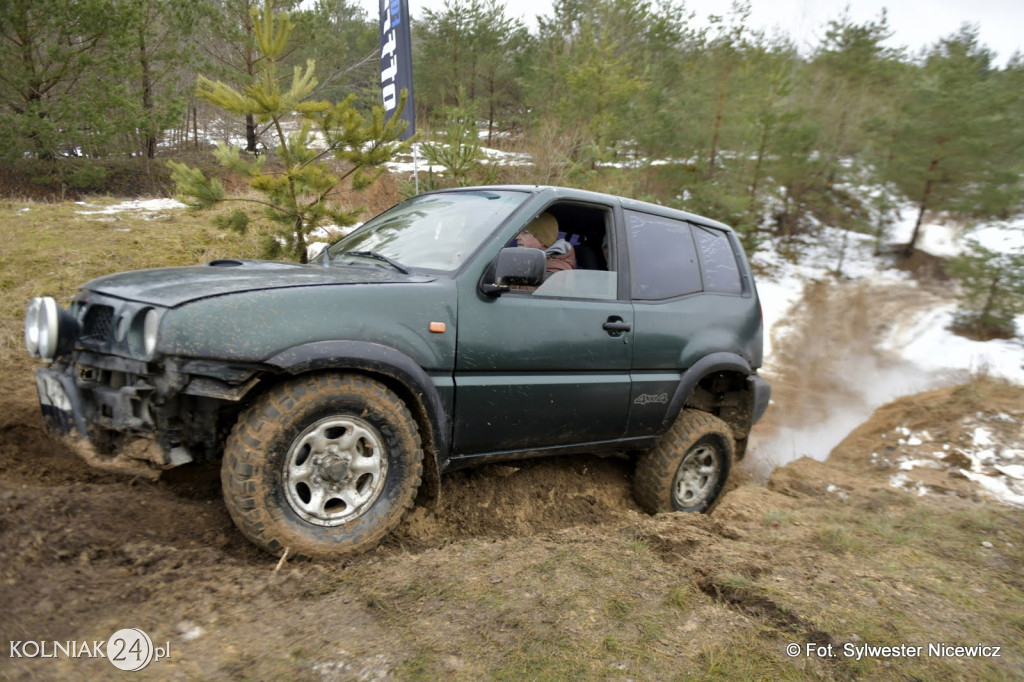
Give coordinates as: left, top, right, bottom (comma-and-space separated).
829, 377, 1024, 505
397, 455, 639, 548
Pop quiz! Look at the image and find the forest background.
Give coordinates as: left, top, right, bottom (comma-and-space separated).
2, 0, 1023, 333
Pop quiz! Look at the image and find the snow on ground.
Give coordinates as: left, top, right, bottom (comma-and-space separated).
383, 141, 533, 175
755, 209, 1023, 383
882, 208, 1024, 384
75, 199, 186, 215
888, 203, 1024, 256
882, 416, 1024, 508
752, 209, 1024, 507
306, 223, 361, 260
880, 304, 1024, 384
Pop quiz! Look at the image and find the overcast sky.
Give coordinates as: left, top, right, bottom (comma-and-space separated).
356, 0, 1023, 66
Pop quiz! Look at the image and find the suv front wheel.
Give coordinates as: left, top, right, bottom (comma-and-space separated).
221, 373, 423, 558
633, 409, 734, 514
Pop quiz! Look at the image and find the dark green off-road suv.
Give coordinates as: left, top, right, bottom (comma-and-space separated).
26, 186, 770, 557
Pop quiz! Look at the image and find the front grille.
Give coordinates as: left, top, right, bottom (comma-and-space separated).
82, 305, 115, 341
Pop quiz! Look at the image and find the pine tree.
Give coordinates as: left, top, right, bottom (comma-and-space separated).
885, 27, 1023, 257
530, 0, 654, 172
949, 238, 1024, 339
169, 0, 410, 262
417, 0, 529, 140
0, 0, 132, 161
287, 0, 377, 105
123, 0, 203, 159
420, 97, 491, 188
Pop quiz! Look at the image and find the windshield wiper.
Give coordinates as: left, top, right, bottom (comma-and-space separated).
344, 250, 410, 274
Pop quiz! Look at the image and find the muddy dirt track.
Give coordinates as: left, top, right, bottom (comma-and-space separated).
3, 278, 1024, 680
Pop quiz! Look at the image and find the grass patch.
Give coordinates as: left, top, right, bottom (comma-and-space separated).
0, 198, 271, 381
815, 525, 870, 555
627, 536, 650, 556
695, 636, 810, 681
666, 585, 694, 611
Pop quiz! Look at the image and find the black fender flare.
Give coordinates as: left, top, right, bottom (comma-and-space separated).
264, 341, 451, 474
661, 352, 754, 429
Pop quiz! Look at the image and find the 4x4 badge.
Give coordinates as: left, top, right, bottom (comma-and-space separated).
634, 393, 668, 406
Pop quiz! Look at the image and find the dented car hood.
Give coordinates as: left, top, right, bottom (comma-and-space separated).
83, 260, 429, 308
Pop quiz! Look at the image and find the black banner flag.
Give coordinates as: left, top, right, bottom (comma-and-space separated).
379, 0, 415, 140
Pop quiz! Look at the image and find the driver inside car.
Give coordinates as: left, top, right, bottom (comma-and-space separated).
516, 212, 577, 276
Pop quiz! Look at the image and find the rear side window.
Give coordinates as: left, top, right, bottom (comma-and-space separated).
693, 225, 742, 294
626, 211, 701, 300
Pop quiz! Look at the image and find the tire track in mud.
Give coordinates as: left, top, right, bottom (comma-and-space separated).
743, 276, 965, 480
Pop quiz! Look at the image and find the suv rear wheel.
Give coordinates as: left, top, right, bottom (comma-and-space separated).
221, 373, 422, 558
633, 409, 734, 514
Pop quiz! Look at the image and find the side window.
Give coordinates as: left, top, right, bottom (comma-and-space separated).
693, 226, 742, 294
625, 210, 701, 300
510, 202, 619, 300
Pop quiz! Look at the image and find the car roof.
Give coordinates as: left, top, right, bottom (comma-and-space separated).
427, 185, 736, 234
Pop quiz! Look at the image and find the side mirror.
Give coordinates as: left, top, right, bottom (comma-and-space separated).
481, 247, 546, 296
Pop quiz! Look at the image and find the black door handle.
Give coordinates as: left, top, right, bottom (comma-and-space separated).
603, 319, 631, 335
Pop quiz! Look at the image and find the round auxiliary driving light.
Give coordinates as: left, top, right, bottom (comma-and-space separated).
26, 296, 78, 362
36, 297, 59, 360
24, 297, 43, 357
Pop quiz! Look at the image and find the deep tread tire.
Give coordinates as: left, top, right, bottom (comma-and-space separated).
633, 409, 734, 514
221, 373, 422, 558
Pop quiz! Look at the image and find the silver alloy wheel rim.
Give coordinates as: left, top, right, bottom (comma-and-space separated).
283, 415, 388, 526
673, 443, 721, 508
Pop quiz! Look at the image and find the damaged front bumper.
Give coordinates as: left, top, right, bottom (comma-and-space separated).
28, 292, 260, 478
35, 364, 192, 478
34, 354, 256, 477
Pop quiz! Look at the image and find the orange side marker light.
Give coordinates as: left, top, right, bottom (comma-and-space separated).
429, 322, 446, 333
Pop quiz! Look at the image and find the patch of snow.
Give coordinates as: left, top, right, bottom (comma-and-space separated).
887, 208, 1024, 259
306, 223, 361, 260
307, 242, 329, 260
898, 458, 942, 471
76, 199, 186, 215
960, 469, 1024, 507
889, 472, 930, 497
995, 464, 1024, 480
880, 416, 1024, 509
879, 304, 1024, 386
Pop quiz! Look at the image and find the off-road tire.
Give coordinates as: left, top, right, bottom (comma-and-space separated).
633, 409, 734, 514
221, 373, 422, 558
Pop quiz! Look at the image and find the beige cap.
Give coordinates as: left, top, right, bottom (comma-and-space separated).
528, 212, 559, 248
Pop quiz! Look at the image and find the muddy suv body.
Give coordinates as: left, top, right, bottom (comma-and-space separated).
26, 185, 770, 556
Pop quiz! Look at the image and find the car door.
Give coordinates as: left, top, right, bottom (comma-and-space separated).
451, 206, 633, 457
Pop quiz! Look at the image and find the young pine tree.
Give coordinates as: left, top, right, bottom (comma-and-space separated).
419, 97, 496, 189
949, 238, 1024, 340
169, 0, 410, 262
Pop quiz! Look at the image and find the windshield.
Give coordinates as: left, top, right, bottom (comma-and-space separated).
322, 190, 528, 273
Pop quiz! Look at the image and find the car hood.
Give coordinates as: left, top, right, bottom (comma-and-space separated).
83, 260, 432, 307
